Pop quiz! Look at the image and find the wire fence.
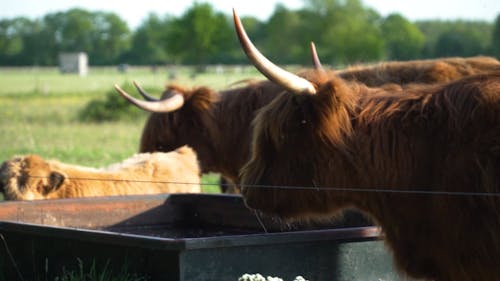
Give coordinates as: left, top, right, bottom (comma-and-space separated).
24, 175, 500, 197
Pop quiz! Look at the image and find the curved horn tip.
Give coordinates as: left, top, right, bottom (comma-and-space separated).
132, 80, 159, 102
233, 8, 316, 95
232, 8, 238, 19
132, 80, 144, 90
310, 41, 323, 70
114, 85, 131, 100
310, 41, 318, 57
114, 84, 123, 91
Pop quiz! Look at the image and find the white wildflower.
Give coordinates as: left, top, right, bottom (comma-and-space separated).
238, 273, 268, 281
238, 274, 308, 281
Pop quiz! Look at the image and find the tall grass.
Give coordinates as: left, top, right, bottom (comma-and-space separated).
0, 92, 145, 167
55, 258, 148, 281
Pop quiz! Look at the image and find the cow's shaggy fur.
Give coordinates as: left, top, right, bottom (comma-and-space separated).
337, 56, 500, 87
239, 71, 500, 281
137, 57, 500, 190
0, 146, 201, 200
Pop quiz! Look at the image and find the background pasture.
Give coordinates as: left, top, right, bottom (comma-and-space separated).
0, 66, 262, 197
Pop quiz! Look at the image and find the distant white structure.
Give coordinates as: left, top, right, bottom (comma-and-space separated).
58, 52, 88, 76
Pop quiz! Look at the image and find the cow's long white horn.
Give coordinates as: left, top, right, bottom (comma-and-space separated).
133, 81, 159, 101
233, 9, 316, 95
310, 42, 323, 70
114, 84, 184, 113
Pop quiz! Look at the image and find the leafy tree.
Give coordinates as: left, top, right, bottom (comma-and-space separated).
0, 17, 42, 65
36, 12, 64, 65
416, 20, 492, 58
434, 26, 487, 57
123, 13, 170, 65
18, 20, 46, 65
0, 19, 23, 58
45, 9, 131, 65
262, 4, 307, 64
0, 8, 131, 65
492, 14, 500, 58
166, 2, 233, 65
381, 13, 425, 60
89, 12, 130, 65
59, 9, 95, 52
35, 9, 92, 64
302, 0, 384, 64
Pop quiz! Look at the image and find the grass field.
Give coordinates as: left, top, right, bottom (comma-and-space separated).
0, 65, 262, 195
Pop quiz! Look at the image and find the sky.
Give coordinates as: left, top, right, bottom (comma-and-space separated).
2, 0, 499, 29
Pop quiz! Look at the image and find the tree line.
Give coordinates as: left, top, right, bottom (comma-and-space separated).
1, 0, 499, 66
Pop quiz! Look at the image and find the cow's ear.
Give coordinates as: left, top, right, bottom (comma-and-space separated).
48, 171, 66, 191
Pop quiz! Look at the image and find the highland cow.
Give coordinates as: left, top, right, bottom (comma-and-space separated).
114, 24, 499, 195
0, 146, 201, 200
234, 10, 500, 281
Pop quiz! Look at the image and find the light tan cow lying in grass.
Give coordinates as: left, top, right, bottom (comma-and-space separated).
0, 146, 201, 200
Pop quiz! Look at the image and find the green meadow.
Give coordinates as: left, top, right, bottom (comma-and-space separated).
0, 66, 262, 194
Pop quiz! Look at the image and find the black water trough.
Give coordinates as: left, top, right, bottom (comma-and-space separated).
0, 194, 404, 281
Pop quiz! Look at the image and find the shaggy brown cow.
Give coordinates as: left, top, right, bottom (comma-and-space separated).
0, 146, 201, 200
235, 10, 500, 281
114, 25, 499, 194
